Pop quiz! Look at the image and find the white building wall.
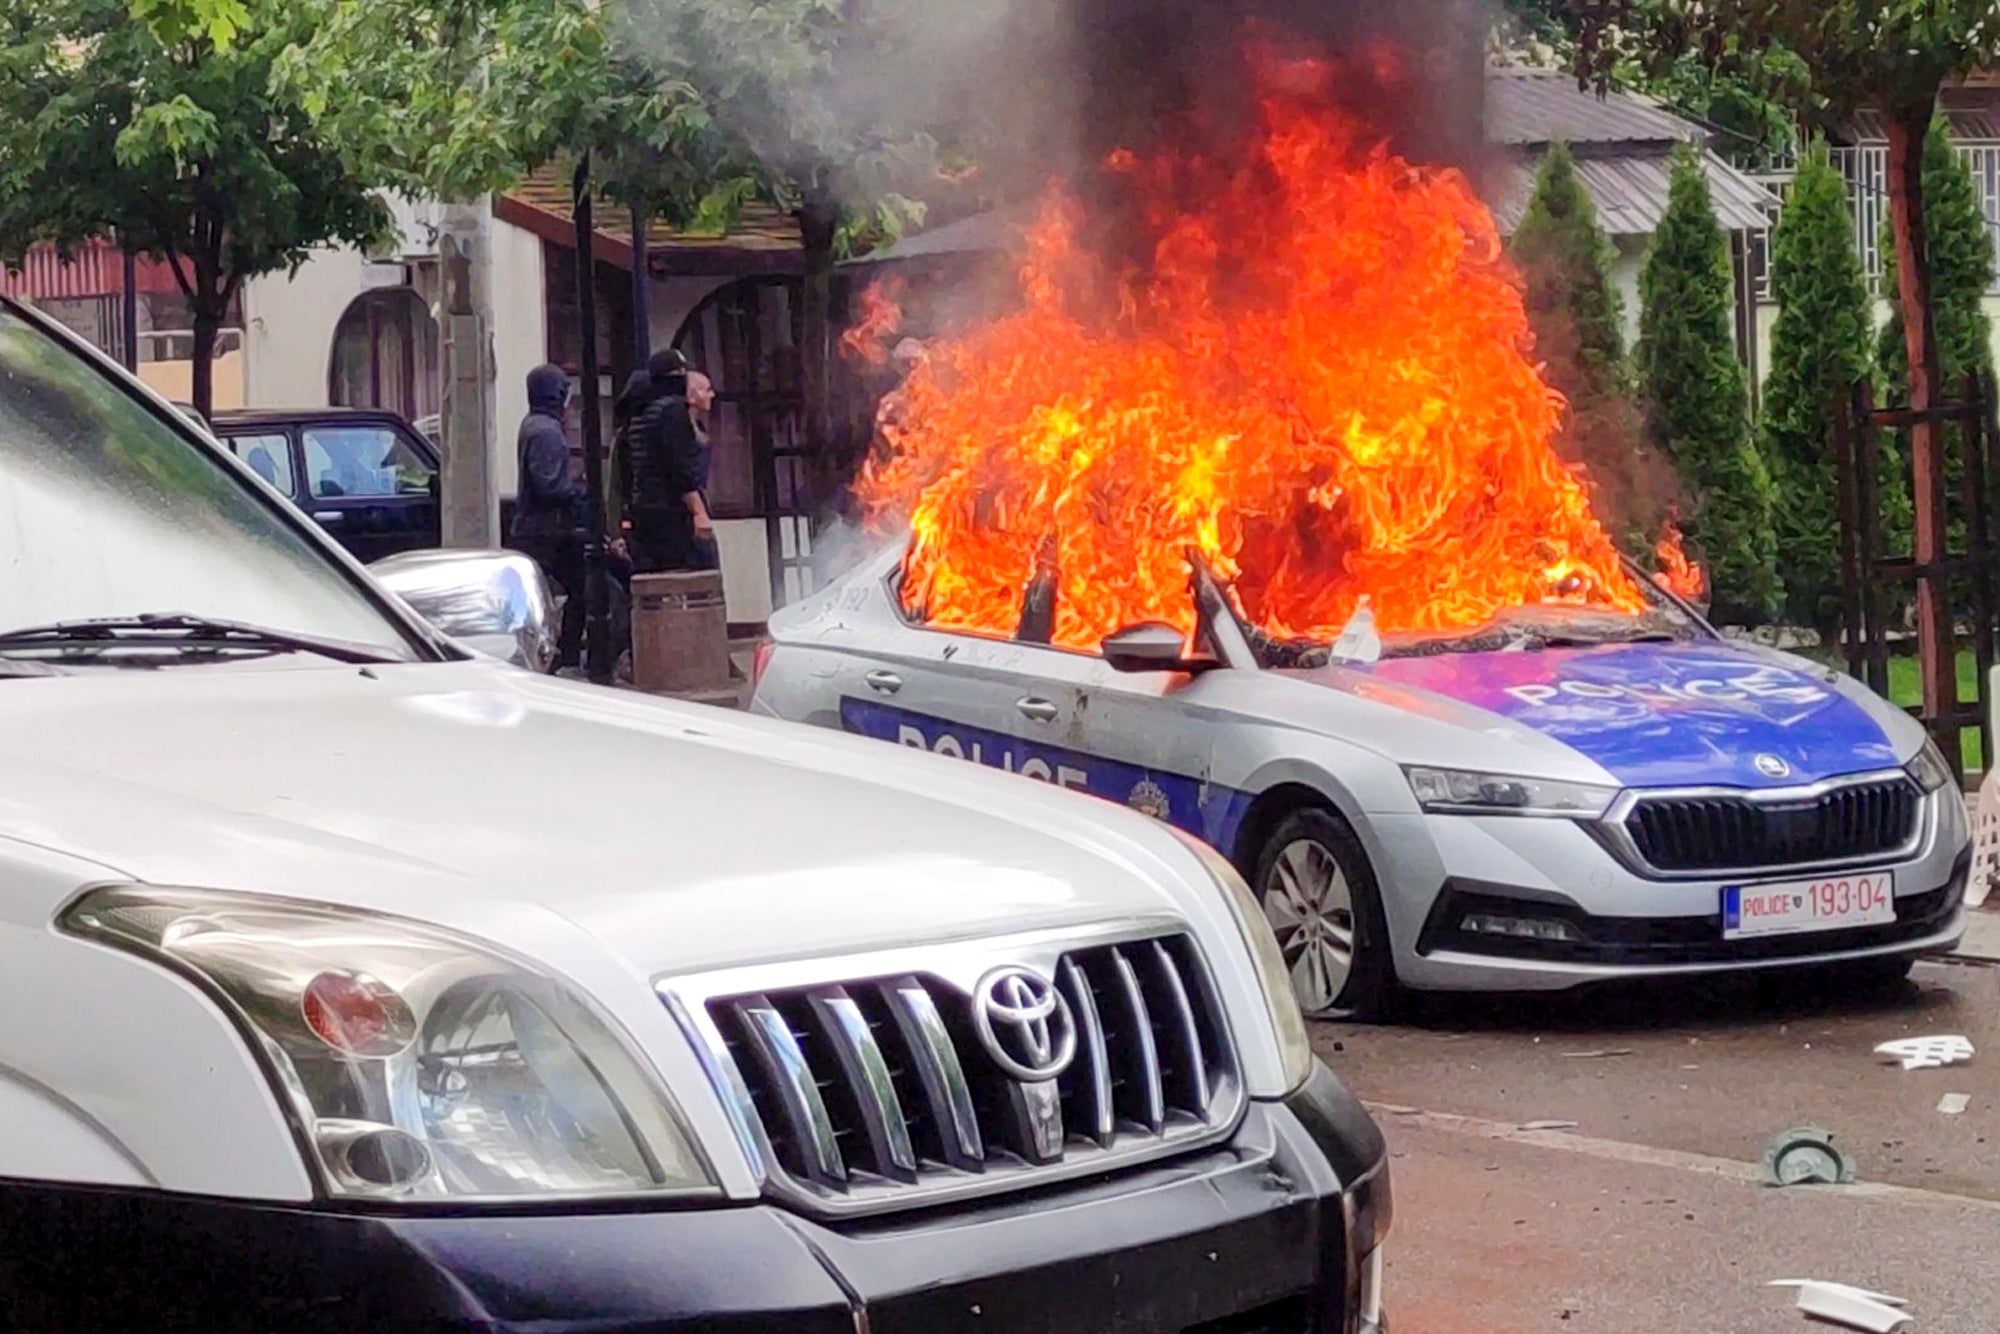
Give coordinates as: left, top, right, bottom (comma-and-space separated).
242, 246, 368, 408
490, 219, 546, 498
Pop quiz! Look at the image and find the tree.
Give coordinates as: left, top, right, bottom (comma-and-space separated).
1637, 146, 1781, 623
1521, 0, 2000, 711
0, 0, 390, 416
1880, 117, 1997, 405
1508, 142, 1677, 551
1761, 141, 1872, 637
1511, 142, 1627, 398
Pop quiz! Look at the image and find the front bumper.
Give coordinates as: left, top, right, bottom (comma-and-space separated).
0, 1063, 1387, 1333
1367, 786, 1970, 993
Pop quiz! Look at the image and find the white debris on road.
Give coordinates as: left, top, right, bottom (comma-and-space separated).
1873, 1036, 1975, 1071
1768, 1280, 1911, 1332
1936, 1093, 1971, 1115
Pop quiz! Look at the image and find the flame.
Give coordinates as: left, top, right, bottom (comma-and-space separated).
840, 275, 906, 369
855, 50, 1691, 651
1652, 517, 1707, 602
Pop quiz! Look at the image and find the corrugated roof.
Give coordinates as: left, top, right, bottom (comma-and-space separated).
1847, 108, 2000, 143
1493, 152, 1778, 236
496, 163, 803, 272
842, 209, 1029, 267
1486, 66, 1702, 149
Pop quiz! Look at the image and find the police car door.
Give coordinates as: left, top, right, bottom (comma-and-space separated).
834, 618, 1093, 799
1066, 588, 1231, 845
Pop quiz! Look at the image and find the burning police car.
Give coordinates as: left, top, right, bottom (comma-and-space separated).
0, 300, 1389, 1331
753, 539, 1970, 1018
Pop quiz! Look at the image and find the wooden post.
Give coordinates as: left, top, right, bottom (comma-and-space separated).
573, 157, 615, 687
1835, 382, 1863, 680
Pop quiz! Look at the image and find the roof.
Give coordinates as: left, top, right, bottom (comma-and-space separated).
849, 68, 1769, 269
1485, 66, 1701, 151
1847, 107, 2000, 143
209, 406, 420, 429
496, 164, 804, 277
1494, 152, 1777, 236
842, 209, 1031, 268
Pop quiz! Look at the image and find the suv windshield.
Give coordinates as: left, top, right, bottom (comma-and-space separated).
0, 309, 419, 662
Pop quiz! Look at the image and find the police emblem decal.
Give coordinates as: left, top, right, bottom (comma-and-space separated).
1127, 778, 1171, 820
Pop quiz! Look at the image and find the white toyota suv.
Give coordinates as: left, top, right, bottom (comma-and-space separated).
0, 301, 1388, 1332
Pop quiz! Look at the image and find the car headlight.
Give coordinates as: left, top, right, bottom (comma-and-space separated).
1907, 738, 1953, 794
1404, 765, 1617, 818
1166, 828, 1315, 1094
60, 887, 714, 1202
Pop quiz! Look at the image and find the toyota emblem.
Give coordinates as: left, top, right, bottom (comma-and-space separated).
1754, 753, 1792, 779
971, 966, 1077, 1082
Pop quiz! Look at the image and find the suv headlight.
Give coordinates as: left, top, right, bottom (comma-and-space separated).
1907, 738, 1954, 794
1167, 828, 1315, 1094
61, 887, 714, 1202
1405, 765, 1617, 818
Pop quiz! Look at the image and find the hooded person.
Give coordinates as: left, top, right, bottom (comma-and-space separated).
627, 347, 716, 572
508, 363, 589, 669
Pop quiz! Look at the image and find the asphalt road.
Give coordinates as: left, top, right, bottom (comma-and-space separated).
1318, 958, 2000, 1333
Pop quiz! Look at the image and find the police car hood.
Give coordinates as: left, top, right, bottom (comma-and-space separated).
0, 662, 1219, 976
1293, 639, 1917, 788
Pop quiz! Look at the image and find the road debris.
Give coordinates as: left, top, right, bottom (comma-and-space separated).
1760, 1127, 1856, 1187
1560, 1048, 1635, 1060
1874, 1036, 1974, 1071
1520, 1119, 1579, 1131
1767, 1280, 1910, 1332
1937, 1093, 1970, 1116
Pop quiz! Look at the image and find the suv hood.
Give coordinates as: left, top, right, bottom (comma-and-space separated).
1320, 639, 1909, 788
0, 663, 1203, 975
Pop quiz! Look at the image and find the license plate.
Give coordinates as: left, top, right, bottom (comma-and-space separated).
1722, 873, 1896, 940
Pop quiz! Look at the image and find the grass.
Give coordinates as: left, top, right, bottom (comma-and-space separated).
1882, 650, 1983, 773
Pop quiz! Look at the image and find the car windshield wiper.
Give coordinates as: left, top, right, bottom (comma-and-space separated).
0, 614, 394, 665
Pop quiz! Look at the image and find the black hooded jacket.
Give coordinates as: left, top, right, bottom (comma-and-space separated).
511, 364, 585, 541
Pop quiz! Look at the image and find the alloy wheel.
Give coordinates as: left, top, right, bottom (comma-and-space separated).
1261, 836, 1356, 1014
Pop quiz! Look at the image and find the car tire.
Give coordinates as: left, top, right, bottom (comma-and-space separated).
1250, 806, 1398, 1022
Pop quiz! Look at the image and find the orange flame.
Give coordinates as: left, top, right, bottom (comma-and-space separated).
840, 276, 906, 369
856, 50, 1688, 651
1652, 517, 1707, 603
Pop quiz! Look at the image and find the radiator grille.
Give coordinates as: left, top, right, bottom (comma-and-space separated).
679, 933, 1241, 1212
1624, 777, 1921, 873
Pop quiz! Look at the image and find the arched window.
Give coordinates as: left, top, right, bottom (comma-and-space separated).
328, 288, 439, 427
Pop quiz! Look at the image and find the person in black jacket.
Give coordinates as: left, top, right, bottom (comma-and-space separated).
508, 364, 589, 669
626, 348, 716, 573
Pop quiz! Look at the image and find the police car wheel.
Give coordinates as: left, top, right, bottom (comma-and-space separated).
1252, 807, 1396, 1021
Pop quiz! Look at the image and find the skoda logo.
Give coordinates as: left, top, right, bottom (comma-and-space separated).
971, 966, 1077, 1083
1754, 753, 1792, 779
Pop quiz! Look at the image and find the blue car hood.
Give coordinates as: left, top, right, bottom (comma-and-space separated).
1352, 640, 1898, 789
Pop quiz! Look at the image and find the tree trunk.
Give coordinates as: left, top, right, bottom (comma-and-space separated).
190, 307, 218, 421
1884, 100, 1952, 728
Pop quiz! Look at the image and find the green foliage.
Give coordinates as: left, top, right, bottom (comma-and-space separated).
1637, 146, 1781, 622
1514, 2, 2000, 118
274, 0, 948, 238
0, 0, 390, 413
1878, 117, 1997, 393
1511, 143, 1627, 398
1875, 117, 1997, 564
1761, 142, 1872, 635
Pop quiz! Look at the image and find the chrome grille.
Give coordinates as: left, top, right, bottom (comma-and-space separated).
1615, 773, 1923, 875
661, 924, 1243, 1215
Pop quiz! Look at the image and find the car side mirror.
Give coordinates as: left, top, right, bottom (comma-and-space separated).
1101, 622, 1220, 674
369, 549, 559, 673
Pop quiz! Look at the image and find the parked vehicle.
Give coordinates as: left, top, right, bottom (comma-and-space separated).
0, 299, 1388, 1332
208, 406, 441, 562
752, 538, 1971, 1018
